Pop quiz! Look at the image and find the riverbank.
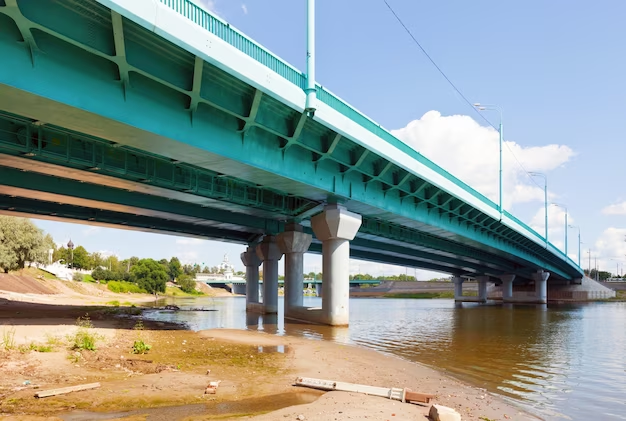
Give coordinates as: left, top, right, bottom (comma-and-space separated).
0, 297, 538, 421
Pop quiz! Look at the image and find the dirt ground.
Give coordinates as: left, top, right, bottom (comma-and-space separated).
0, 297, 539, 421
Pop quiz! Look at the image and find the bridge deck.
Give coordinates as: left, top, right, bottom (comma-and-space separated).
0, 0, 583, 281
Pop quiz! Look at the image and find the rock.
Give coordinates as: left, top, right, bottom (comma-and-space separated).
429, 404, 462, 421
297, 415, 305, 421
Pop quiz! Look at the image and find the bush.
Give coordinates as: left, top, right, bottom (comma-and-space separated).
177, 274, 197, 293
70, 314, 99, 351
72, 272, 84, 282
107, 281, 146, 294
92, 268, 132, 282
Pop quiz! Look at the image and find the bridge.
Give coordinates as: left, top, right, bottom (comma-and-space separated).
0, 0, 583, 325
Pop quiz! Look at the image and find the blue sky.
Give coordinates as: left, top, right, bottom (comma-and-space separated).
36, 0, 626, 277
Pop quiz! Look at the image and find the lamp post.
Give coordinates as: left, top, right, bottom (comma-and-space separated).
568, 225, 581, 267
474, 103, 503, 218
551, 203, 568, 255
529, 172, 548, 244
67, 239, 74, 268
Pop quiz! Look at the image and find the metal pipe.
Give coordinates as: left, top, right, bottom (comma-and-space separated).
305, 0, 316, 113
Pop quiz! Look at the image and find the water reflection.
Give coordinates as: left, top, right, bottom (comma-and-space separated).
142, 297, 626, 421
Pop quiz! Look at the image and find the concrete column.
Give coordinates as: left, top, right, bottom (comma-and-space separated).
277, 223, 312, 315
315, 283, 322, 297
255, 236, 283, 314
532, 270, 550, 304
311, 204, 362, 326
452, 276, 464, 301
240, 246, 262, 310
499, 274, 516, 302
476, 275, 489, 303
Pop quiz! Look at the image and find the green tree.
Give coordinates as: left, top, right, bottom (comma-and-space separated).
0, 216, 52, 272
131, 258, 168, 298
177, 274, 196, 293
168, 257, 182, 281
71, 245, 90, 269
90, 252, 104, 269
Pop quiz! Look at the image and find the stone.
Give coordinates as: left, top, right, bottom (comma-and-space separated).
429, 404, 462, 421
297, 415, 305, 421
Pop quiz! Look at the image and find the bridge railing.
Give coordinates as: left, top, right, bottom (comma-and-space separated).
157, 0, 580, 273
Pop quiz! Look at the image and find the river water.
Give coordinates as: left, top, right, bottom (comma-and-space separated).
142, 297, 626, 420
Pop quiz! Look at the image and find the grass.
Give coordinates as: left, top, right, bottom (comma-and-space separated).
165, 286, 204, 297
18, 342, 54, 353
1, 327, 16, 350
69, 314, 100, 351
106, 300, 121, 307
107, 281, 147, 294
83, 274, 96, 283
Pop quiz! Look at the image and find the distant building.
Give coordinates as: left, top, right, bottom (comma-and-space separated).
195, 254, 245, 282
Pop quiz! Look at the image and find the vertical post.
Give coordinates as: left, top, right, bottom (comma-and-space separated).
498, 121, 503, 219
578, 229, 581, 267
565, 212, 567, 256
255, 236, 283, 314
499, 274, 515, 302
311, 204, 362, 326
476, 276, 489, 303
452, 276, 464, 301
240, 246, 262, 310
543, 175, 548, 246
304, 0, 316, 113
532, 270, 550, 304
277, 223, 312, 317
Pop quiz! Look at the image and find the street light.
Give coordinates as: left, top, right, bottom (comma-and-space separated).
529, 172, 548, 244
474, 103, 503, 218
551, 203, 568, 255
67, 239, 74, 268
568, 224, 581, 267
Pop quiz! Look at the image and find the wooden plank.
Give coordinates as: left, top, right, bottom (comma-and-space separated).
295, 377, 406, 402
35, 382, 101, 398
405, 389, 435, 404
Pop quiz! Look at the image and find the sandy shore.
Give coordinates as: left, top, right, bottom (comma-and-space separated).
0, 297, 538, 421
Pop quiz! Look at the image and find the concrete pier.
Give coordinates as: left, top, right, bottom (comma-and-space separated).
452, 276, 464, 301
240, 246, 262, 311
476, 276, 489, 303
532, 270, 550, 304
255, 235, 283, 314
310, 204, 362, 326
499, 274, 516, 302
277, 223, 312, 318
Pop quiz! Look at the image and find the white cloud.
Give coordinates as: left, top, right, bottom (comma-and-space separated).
190, 0, 217, 13
592, 227, 626, 276
241, 4, 248, 14
529, 204, 575, 254
392, 111, 575, 209
602, 201, 626, 215
82, 226, 101, 236
175, 238, 203, 246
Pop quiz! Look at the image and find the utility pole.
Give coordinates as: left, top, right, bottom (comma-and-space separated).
595, 257, 598, 281
588, 249, 591, 276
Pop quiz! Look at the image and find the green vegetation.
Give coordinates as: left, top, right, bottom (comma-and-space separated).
69, 314, 100, 351
1, 327, 16, 350
106, 300, 121, 307
107, 281, 147, 294
132, 320, 152, 354
165, 286, 203, 297
131, 259, 168, 298
19, 342, 53, 353
82, 274, 95, 283
176, 273, 197, 293
0, 216, 55, 273
72, 272, 84, 282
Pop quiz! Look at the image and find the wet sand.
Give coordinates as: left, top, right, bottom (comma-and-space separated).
0, 298, 538, 420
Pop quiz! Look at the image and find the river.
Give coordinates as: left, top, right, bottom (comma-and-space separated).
142, 297, 626, 420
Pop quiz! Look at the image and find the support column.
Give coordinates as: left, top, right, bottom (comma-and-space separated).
499, 274, 516, 302
277, 223, 312, 317
255, 236, 283, 314
240, 246, 262, 311
452, 276, 464, 301
311, 204, 362, 326
532, 270, 550, 304
476, 276, 489, 303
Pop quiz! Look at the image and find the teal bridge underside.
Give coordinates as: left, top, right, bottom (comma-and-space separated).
0, 0, 583, 282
